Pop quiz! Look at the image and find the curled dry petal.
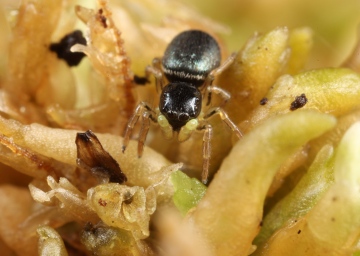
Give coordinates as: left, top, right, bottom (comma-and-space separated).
76, 130, 127, 184
30, 176, 99, 224
73, 3, 135, 103
88, 183, 157, 239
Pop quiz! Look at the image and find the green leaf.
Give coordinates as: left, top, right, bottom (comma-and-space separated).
171, 171, 207, 216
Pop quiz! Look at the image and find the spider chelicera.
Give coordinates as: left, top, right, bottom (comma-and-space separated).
122, 30, 243, 184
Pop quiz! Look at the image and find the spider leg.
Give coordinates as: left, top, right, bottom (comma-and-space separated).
204, 52, 237, 105
122, 102, 156, 156
145, 57, 164, 93
206, 85, 231, 107
138, 111, 151, 157
204, 107, 243, 139
198, 124, 213, 184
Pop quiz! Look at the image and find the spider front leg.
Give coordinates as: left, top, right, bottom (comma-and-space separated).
198, 107, 242, 184
198, 124, 213, 184
122, 102, 156, 157
206, 85, 231, 108
204, 107, 243, 139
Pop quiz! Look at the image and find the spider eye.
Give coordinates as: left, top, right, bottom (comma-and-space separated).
167, 111, 177, 120
178, 113, 189, 121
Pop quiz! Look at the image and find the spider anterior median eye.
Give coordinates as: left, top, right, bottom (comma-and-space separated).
179, 113, 189, 121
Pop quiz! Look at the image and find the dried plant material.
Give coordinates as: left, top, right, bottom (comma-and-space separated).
29, 176, 99, 224
0, 4, 9, 79
0, 115, 172, 187
290, 93, 308, 111
1, 0, 360, 255
6, 0, 63, 98
76, 130, 127, 183
46, 101, 125, 133
255, 122, 360, 255
49, 30, 87, 67
37, 226, 68, 256
88, 183, 156, 239
46, 1, 141, 134
0, 185, 38, 256
0, 131, 84, 186
0, 133, 51, 179
171, 171, 206, 216
73, 2, 135, 104
2, 0, 79, 118
188, 111, 336, 255
81, 222, 154, 256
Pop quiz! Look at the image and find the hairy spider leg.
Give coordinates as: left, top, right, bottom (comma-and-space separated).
122, 102, 157, 156
197, 106, 242, 184
203, 107, 243, 139
197, 124, 213, 184
138, 111, 152, 157
207, 85, 231, 107
205, 52, 237, 105
145, 58, 164, 93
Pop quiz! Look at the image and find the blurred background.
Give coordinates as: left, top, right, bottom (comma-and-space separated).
181, 0, 360, 69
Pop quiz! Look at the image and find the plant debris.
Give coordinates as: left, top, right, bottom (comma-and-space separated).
290, 93, 308, 110
76, 130, 127, 184
49, 30, 87, 67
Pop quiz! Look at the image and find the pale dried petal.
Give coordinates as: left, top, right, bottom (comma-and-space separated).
37, 226, 68, 256
88, 183, 155, 239
30, 176, 99, 224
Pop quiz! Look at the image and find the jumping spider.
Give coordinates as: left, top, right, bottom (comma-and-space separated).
122, 30, 243, 184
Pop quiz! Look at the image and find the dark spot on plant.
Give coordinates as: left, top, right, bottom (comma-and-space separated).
98, 9, 107, 28
49, 30, 86, 67
123, 191, 133, 204
98, 198, 107, 206
260, 97, 268, 105
290, 93, 308, 110
133, 75, 150, 85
